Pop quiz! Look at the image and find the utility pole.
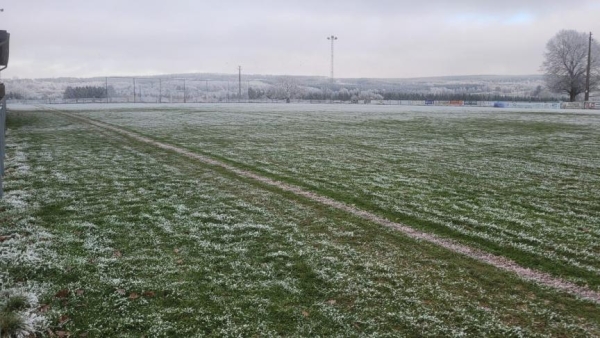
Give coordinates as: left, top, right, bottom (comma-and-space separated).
327, 35, 338, 82
585, 32, 593, 102
238, 66, 242, 102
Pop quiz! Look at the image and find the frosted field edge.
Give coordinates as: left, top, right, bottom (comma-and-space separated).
2, 107, 600, 336
48, 103, 600, 292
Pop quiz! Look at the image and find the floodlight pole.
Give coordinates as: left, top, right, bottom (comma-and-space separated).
327, 35, 338, 82
585, 32, 593, 102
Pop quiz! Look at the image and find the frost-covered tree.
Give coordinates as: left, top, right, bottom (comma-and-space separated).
266, 77, 303, 101
358, 90, 383, 101
541, 30, 600, 102
278, 76, 303, 100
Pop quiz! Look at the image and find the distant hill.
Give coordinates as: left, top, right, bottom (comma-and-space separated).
3, 73, 563, 101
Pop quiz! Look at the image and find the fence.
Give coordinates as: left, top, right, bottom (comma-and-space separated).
362, 100, 564, 109
0, 96, 6, 198
7, 98, 600, 111
585, 102, 600, 109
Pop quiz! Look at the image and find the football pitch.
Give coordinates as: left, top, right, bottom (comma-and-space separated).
2, 103, 600, 336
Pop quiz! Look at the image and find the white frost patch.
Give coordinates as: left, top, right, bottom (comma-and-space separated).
3, 190, 30, 208
82, 234, 114, 255
2, 286, 49, 337
3, 138, 32, 207
52, 170, 69, 181
174, 204, 188, 213
69, 221, 98, 230
266, 251, 290, 258
11, 150, 31, 175
0, 226, 55, 272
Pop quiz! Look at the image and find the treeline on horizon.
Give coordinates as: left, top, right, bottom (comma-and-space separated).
63, 86, 107, 99
251, 86, 565, 102
58, 85, 565, 103
300, 91, 564, 102
4, 91, 24, 99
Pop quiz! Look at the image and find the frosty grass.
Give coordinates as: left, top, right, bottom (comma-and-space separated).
1, 105, 600, 336
74, 103, 600, 290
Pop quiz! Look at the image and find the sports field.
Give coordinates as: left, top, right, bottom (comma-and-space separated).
2, 103, 600, 336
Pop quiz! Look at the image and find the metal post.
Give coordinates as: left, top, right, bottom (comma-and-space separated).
159, 78, 162, 103
238, 66, 242, 102
105, 77, 108, 103
0, 97, 5, 198
205, 80, 208, 102
183, 79, 186, 103
585, 32, 593, 102
133, 77, 136, 103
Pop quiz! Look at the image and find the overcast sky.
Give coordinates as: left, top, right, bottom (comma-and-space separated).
1, 0, 599, 79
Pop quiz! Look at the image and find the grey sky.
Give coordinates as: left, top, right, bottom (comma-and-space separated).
1, 0, 599, 79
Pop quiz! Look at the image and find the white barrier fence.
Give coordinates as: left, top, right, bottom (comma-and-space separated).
558, 102, 600, 110
353, 100, 600, 110
368, 100, 563, 109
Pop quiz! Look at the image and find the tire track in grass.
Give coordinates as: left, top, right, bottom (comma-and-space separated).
44, 106, 600, 304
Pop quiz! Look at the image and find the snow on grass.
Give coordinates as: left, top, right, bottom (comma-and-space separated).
1, 132, 54, 337
2, 134, 33, 209
3, 109, 600, 336
0, 286, 49, 337
66, 103, 600, 291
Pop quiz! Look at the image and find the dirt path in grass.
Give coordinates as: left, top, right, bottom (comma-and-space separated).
43, 107, 600, 304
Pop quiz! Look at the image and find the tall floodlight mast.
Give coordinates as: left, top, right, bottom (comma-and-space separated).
327, 35, 338, 82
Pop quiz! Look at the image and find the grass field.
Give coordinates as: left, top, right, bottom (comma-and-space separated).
75, 104, 600, 289
2, 104, 600, 336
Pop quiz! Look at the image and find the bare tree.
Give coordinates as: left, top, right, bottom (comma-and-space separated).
542, 30, 600, 102
268, 76, 303, 102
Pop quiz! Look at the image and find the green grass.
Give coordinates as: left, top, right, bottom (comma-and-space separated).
0, 311, 25, 337
3, 295, 29, 312
72, 105, 600, 291
1, 109, 600, 336
0, 293, 33, 337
